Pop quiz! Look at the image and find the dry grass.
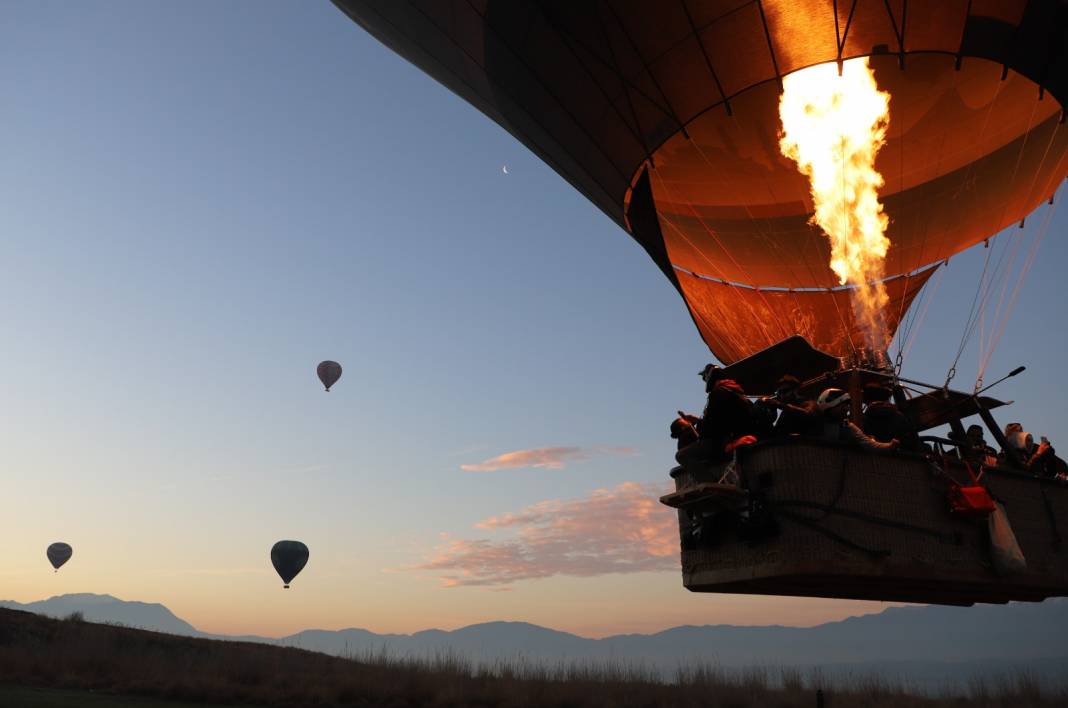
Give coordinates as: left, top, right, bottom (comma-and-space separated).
1, 608, 1064, 708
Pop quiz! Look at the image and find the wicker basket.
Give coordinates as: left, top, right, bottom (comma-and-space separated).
666, 440, 1068, 605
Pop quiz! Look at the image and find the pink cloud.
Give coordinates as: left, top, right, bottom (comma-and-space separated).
460, 446, 635, 472
412, 482, 677, 587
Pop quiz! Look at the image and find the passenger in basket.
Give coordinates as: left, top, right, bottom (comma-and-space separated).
963, 424, 999, 467
998, 425, 1027, 467
817, 388, 898, 452
675, 364, 757, 471
669, 413, 701, 451
1001, 430, 1068, 478
768, 375, 821, 438
861, 382, 922, 451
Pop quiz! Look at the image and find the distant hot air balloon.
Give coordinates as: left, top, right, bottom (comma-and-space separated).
317, 361, 342, 392
47, 542, 72, 572
270, 540, 309, 589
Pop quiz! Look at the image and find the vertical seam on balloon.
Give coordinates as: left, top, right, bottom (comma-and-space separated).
545, 11, 654, 167
755, 1, 782, 89
601, 2, 690, 139
679, 0, 732, 116
882, 0, 905, 55
536, 10, 685, 126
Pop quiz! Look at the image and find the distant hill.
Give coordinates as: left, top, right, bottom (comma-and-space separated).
12, 606, 1057, 707
4, 593, 1067, 688
0, 594, 199, 637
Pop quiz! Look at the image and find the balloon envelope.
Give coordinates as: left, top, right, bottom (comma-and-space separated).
47, 542, 72, 571
334, 0, 1068, 363
317, 361, 342, 391
270, 540, 309, 588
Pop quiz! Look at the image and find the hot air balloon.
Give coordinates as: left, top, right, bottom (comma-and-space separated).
271, 540, 309, 589
317, 361, 342, 392
332, 2, 1068, 604
47, 542, 72, 572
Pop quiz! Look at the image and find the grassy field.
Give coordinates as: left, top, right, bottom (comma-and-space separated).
1, 608, 1064, 707
0, 685, 249, 707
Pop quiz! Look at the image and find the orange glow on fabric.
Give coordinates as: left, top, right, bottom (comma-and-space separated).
779, 58, 892, 360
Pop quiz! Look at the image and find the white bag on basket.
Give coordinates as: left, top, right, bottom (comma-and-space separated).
988, 501, 1027, 575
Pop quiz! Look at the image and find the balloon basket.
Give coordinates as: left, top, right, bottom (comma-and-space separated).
663, 440, 1068, 605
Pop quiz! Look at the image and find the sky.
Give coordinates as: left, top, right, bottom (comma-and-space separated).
1, 1, 1065, 639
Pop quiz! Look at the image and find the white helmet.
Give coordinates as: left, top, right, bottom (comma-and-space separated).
817, 388, 851, 411
1008, 430, 1034, 453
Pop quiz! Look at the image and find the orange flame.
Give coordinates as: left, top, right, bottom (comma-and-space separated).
779, 58, 891, 360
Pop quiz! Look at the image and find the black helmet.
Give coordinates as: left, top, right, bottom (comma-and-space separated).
775, 375, 801, 394
698, 364, 723, 382
862, 381, 893, 403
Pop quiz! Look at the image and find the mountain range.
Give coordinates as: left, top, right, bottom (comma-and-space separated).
4, 593, 1067, 688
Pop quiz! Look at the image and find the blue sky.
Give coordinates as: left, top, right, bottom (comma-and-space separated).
1, 1, 1064, 637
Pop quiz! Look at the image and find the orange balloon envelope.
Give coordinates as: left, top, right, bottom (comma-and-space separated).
333, 0, 1068, 363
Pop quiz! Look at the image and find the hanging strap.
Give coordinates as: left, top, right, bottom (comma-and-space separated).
774, 499, 963, 545
776, 508, 891, 559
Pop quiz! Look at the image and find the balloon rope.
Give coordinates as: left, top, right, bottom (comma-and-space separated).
978, 193, 1060, 385
901, 73, 1001, 369
648, 169, 786, 355
975, 117, 1064, 386
899, 263, 946, 364
979, 118, 1058, 372
944, 97, 1040, 386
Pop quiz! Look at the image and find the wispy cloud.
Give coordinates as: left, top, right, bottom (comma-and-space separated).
411, 481, 676, 588
459, 446, 635, 472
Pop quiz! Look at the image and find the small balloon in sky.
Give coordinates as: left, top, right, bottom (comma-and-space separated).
271, 540, 309, 589
316, 361, 342, 392
47, 542, 73, 572
502, 165, 508, 174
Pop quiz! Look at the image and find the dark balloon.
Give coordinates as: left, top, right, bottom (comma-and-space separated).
47, 542, 72, 572
270, 540, 309, 588
317, 361, 342, 392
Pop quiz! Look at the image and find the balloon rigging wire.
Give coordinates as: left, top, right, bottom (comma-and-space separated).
650, 166, 791, 356
891, 82, 939, 370
977, 117, 1067, 385
898, 72, 1002, 370
978, 190, 1060, 388
944, 93, 1042, 386
681, 139, 797, 341
898, 263, 946, 365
